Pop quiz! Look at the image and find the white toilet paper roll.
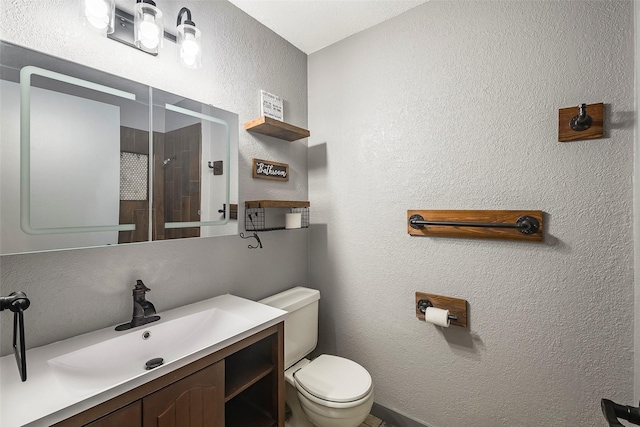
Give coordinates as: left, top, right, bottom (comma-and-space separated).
425, 307, 450, 327
285, 213, 302, 229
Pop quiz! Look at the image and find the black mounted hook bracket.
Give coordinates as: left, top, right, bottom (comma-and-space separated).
569, 103, 592, 131
558, 102, 604, 142
0, 292, 30, 382
0, 291, 30, 313
208, 161, 223, 175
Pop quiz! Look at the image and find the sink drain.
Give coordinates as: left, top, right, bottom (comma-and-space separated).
145, 357, 164, 370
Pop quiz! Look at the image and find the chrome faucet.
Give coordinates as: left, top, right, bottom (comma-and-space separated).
115, 280, 161, 331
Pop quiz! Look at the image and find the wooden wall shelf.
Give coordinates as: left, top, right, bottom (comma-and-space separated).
245, 200, 310, 209
407, 209, 543, 241
245, 116, 310, 142
245, 200, 310, 231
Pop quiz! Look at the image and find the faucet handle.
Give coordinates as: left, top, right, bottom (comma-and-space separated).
134, 279, 150, 292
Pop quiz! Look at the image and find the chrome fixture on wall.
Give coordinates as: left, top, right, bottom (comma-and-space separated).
80, 0, 202, 68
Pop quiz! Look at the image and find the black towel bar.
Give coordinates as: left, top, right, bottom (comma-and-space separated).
409, 214, 540, 235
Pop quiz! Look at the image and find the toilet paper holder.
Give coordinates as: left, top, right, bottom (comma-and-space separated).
417, 299, 458, 321
415, 292, 468, 328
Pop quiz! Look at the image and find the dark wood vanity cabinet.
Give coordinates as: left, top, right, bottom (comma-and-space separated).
82, 363, 224, 427
55, 323, 284, 427
143, 361, 224, 427
84, 402, 141, 427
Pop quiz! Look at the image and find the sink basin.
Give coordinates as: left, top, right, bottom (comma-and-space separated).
48, 307, 254, 396
1, 294, 287, 427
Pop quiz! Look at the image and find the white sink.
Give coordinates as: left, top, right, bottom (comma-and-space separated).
48, 302, 258, 396
1, 294, 287, 427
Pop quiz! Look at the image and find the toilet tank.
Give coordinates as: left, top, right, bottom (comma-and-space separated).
259, 287, 320, 369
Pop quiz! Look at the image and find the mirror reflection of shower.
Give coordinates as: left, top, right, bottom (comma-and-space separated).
162, 155, 176, 167
0, 41, 239, 255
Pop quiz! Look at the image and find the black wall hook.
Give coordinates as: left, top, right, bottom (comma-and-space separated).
208, 161, 223, 175
0, 292, 30, 382
558, 102, 603, 142
241, 212, 263, 249
240, 232, 262, 249
570, 103, 593, 131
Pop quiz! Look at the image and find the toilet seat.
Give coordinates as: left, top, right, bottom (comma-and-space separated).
293, 355, 373, 408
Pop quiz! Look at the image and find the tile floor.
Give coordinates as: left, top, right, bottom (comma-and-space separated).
360, 413, 396, 427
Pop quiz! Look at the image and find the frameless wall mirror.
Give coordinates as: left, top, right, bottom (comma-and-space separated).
0, 41, 238, 255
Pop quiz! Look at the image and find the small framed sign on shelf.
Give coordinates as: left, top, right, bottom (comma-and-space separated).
260, 90, 284, 121
252, 158, 289, 182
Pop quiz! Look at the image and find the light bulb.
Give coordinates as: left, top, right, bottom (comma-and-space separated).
83, 0, 111, 31
180, 34, 199, 66
177, 21, 201, 69
138, 13, 159, 49
134, 1, 163, 52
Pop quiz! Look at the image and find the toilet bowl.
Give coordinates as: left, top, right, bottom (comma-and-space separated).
260, 287, 374, 427
292, 355, 373, 427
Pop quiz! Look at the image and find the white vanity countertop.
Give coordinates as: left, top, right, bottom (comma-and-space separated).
0, 294, 287, 427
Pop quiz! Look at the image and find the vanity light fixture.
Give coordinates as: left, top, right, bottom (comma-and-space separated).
84, 1, 203, 68
176, 7, 202, 69
134, 0, 164, 54
80, 0, 116, 34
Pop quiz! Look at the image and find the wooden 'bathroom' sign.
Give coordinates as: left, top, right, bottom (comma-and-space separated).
252, 158, 289, 182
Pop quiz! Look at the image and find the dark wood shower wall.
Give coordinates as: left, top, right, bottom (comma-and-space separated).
159, 123, 202, 240
118, 124, 201, 244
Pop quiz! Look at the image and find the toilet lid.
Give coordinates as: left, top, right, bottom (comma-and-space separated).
294, 355, 372, 403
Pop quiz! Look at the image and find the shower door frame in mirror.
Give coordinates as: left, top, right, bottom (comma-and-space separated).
0, 42, 238, 255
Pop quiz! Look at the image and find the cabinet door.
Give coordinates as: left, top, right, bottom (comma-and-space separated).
143, 361, 224, 427
84, 401, 142, 427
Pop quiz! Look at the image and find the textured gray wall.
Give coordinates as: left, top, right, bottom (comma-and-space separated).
308, 1, 634, 426
635, 1, 640, 405
1, 1, 637, 426
0, 0, 308, 353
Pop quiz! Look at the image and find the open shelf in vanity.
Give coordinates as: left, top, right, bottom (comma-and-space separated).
225, 328, 282, 426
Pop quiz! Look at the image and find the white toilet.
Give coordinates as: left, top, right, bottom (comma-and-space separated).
260, 287, 374, 427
